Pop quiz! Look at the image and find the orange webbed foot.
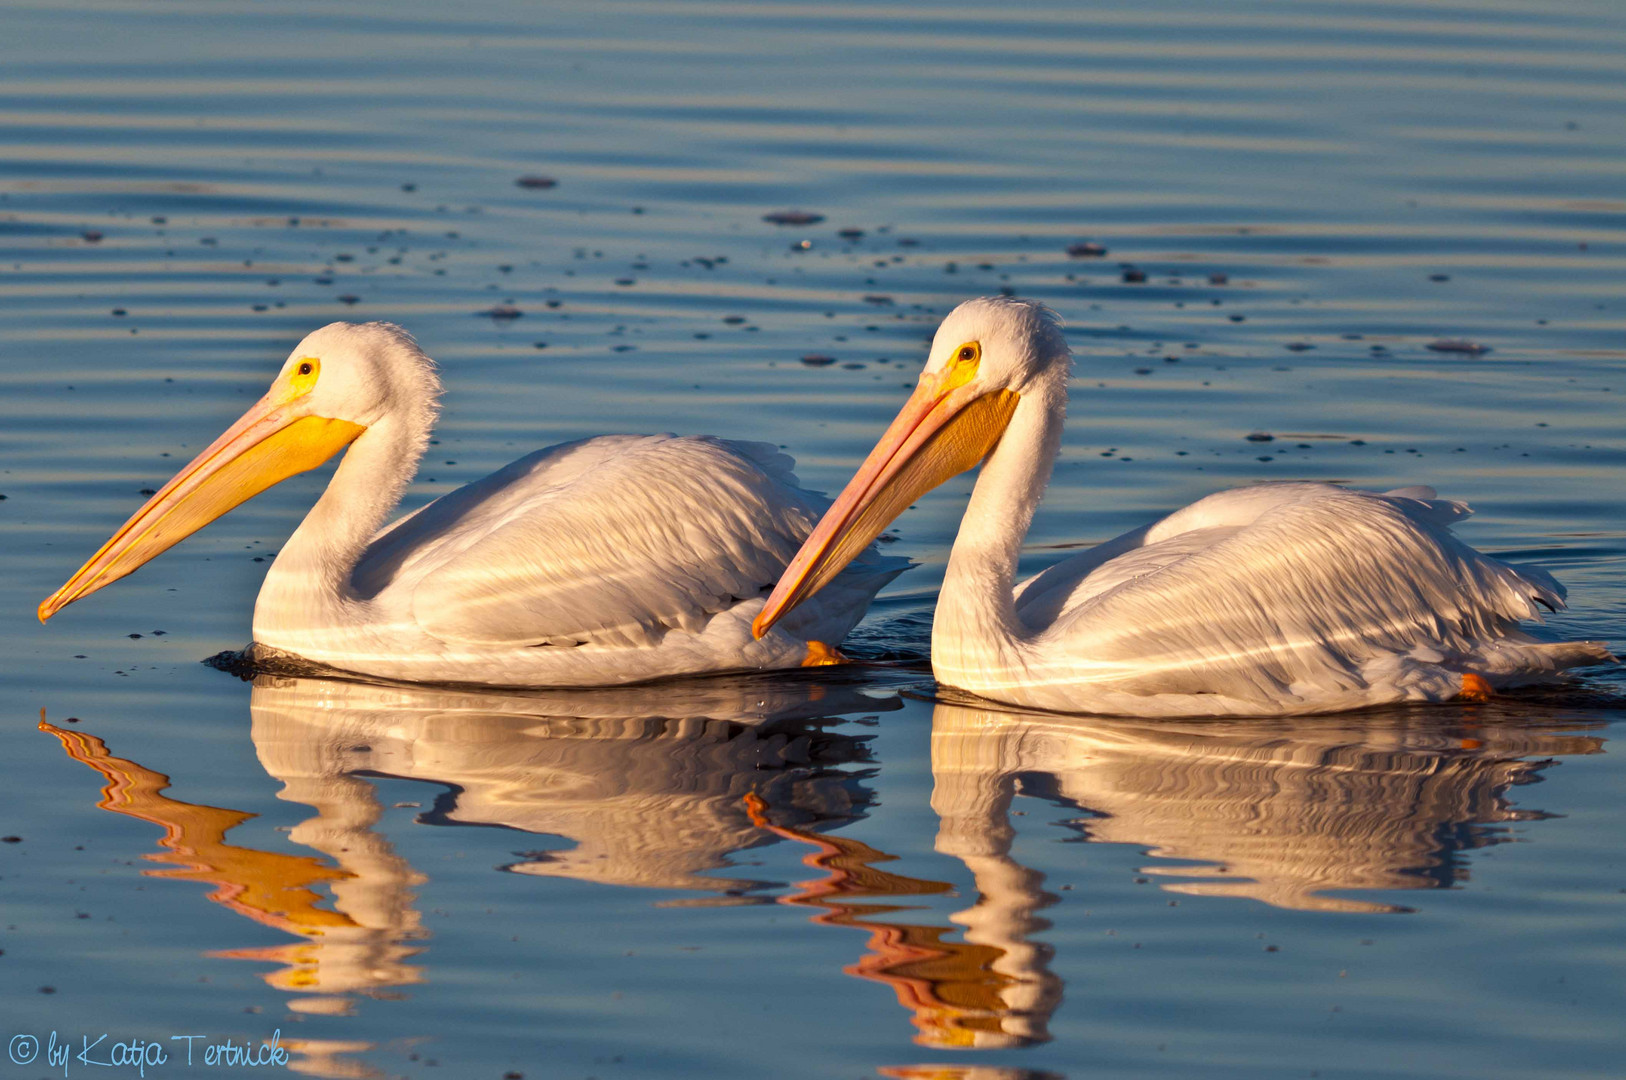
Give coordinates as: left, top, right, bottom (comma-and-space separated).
1458, 672, 1495, 702
801, 640, 846, 667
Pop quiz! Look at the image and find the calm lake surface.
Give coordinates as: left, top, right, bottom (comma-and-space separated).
3, 1, 1624, 1077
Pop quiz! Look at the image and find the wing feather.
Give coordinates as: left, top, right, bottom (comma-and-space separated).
356, 435, 826, 648
1018, 483, 1597, 702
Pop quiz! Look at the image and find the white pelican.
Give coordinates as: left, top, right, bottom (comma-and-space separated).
39, 322, 905, 686
754, 297, 1614, 717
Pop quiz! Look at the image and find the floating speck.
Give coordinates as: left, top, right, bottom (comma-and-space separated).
82, 230, 104, 243
799, 354, 836, 367
763, 210, 824, 226
1066, 241, 1107, 257
1245, 432, 1275, 442
515, 175, 558, 189
482, 304, 523, 320
1427, 339, 1490, 355
1122, 268, 1147, 284
337, 295, 360, 305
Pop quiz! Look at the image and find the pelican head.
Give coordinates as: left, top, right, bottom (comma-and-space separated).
39, 322, 439, 622
753, 297, 1069, 638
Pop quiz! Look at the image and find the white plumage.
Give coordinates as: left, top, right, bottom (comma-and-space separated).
41, 322, 905, 686
992, 481, 1607, 715
757, 297, 1613, 717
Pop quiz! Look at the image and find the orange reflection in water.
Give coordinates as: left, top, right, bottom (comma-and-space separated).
41, 715, 354, 937
746, 791, 1056, 1050
41, 714, 406, 1080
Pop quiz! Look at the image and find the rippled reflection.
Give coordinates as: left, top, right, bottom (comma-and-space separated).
41, 714, 413, 1079
931, 699, 1604, 913
46, 674, 916, 1075
878, 1067, 1065, 1080
247, 673, 890, 902
751, 791, 1059, 1049
43, 679, 1607, 1077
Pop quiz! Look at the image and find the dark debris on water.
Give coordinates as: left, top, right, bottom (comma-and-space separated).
763, 210, 824, 226
1426, 339, 1490, 355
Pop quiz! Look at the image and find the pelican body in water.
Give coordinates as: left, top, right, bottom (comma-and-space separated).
39, 323, 904, 686
755, 297, 1613, 717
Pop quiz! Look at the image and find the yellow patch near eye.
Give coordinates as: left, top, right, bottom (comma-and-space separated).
288, 357, 321, 395
939, 340, 981, 393
271, 357, 321, 409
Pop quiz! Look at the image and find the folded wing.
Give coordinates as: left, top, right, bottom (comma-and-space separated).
1016, 483, 1609, 702
356, 435, 826, 648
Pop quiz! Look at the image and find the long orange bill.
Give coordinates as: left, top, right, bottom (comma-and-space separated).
753, 375, 1018, 639
39, 395, 364, 622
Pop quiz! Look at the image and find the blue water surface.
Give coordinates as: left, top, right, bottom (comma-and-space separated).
2, 2, 1624, 1078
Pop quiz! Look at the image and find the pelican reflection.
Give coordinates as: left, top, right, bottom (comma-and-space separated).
931, 699, 1604, 913
247, 672, 894, 900
749, 792, 1061, 1049
44, 673, 1090, 1064
254, 675, 1065, 1048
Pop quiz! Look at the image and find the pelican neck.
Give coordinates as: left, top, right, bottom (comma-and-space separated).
933, 377, 1067, 671
254, 412, 428, 632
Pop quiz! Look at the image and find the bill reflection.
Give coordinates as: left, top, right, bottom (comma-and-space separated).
46, 679, 1601, 1078
46, 674, 906, 1075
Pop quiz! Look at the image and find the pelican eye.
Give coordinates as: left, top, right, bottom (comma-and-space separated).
938, 340, 982, 392
287, 357, 321, 396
